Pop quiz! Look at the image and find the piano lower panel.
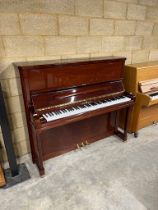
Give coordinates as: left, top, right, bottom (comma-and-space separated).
120, 104, 158, 132
39, 112, 116, 161
138, 105, 158, 128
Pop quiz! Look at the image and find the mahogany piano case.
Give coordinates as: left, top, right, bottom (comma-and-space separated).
15, 57, 135, 175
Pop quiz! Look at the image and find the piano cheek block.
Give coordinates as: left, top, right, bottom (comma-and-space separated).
15, 57, 135, 176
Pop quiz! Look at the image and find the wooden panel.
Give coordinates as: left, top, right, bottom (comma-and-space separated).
138, 106, 158, 129
124, 66, 137, 94
137, 67, 158, 83
18, 58, 125, 94
40, 112, 115, 160
0, 165, 5, 187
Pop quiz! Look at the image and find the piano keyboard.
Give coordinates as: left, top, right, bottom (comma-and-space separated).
42, 96, 131, 122
149, 92, 158, 100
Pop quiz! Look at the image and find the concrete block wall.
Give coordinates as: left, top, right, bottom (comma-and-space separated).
0, 0, 158, 161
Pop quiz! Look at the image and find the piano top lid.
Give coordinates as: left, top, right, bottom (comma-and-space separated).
126, 60, 158, 69
14, 56, 126, 69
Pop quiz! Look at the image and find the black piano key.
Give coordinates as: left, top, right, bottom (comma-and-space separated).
150, 92, 158, 96
73, 107, 78, 110
79, 105, 84, 108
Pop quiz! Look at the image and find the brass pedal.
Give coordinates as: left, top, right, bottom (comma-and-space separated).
76, 144, 80, 149
81, 142, 85, 147
85, 140, 89, 145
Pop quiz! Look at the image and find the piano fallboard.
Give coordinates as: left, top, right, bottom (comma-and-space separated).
31, 80, 124, 112
39, 113, 116, 161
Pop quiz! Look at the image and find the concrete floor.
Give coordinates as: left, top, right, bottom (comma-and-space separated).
0, 124, 158, 210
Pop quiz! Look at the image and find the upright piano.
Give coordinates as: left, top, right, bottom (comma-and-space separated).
124, 61, 158, 137
15, 57, 135, 176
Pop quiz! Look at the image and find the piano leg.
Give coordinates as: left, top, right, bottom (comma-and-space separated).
114, 110, 124, 140
134, 132, 138, 138
123, 106, 131, 141
115, 106, 132, 141
35, 131, 45, 176
114, 110, 119, 133
29, 131, 36, 164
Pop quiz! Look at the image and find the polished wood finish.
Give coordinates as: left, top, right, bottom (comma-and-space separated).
0, 165, 5, 187
123, 61, 158, 134
15, 57, 135, 176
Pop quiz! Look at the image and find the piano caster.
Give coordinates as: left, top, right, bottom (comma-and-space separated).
134, 132, 138, 138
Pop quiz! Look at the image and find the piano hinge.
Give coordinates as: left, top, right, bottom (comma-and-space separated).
36, 91, 124, 112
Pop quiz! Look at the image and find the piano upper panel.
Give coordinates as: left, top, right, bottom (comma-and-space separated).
124, 61, 158, 94
17, 57, 125, 93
